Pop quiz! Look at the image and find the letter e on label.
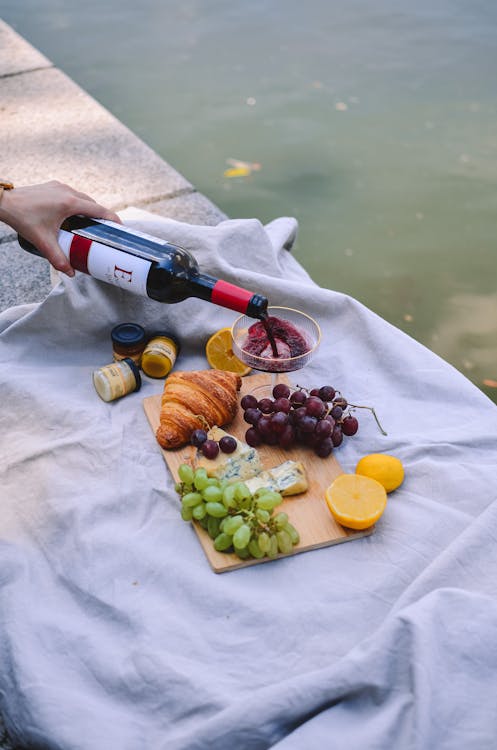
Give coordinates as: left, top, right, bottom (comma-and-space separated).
114, 265, 133, 283
86, 241, 151, 295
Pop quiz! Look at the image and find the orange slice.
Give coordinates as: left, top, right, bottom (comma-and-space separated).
325, 473, 387, 530
205, 327, 251, 376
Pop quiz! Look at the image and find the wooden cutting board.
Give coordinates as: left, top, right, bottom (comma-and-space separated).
143, 373, 373, 573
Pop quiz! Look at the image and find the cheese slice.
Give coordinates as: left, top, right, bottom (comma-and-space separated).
244, 460, 308, 497
268, 460, 308, 495
195, 427, 263, 482
243, 472, 276, 495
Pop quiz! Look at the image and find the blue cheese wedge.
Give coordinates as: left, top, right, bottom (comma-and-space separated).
244, 460, 308, 497
195, 426, 263, 482
268, 460, 308, 496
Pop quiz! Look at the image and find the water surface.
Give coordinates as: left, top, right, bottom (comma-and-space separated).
3, 0, 497, 401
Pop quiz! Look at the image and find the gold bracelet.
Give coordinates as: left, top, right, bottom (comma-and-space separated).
0, 180, 14, 203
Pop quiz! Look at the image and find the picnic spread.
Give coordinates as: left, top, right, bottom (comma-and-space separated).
1, 209, 497, 749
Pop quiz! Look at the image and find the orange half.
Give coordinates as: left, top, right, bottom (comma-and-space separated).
325, 473, 387, 530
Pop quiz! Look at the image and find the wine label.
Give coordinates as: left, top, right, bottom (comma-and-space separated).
58, 229, 151, 295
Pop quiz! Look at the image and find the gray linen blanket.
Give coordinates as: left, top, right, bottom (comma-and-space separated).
1, 210, 497, 749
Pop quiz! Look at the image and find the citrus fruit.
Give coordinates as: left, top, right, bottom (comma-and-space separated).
355, 453, 404, 493
325, 474, 387, 530
205, 328, 251, 375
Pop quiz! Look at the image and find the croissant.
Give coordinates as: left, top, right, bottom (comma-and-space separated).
156, 369, 242, 449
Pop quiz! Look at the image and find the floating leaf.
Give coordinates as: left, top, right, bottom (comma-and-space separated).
224, 158, 262, 178
224, 166, 252, 178
226, 157, 261, 170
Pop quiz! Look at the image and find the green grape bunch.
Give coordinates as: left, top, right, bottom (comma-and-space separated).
176, 464, 300, 560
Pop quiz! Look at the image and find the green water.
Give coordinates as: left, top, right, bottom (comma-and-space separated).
3, 0, 497, 401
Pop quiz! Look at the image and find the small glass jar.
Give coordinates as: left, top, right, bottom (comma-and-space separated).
141, 331, 180, 379
111, 323, 147, 365
93, 358, 142, 402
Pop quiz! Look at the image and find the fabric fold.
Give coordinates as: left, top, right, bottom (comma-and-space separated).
1, 211, 496, 749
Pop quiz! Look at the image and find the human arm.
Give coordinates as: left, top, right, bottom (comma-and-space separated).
0, 180, 122, 277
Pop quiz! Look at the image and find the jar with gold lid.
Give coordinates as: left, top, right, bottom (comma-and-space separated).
141, 331, 180, 379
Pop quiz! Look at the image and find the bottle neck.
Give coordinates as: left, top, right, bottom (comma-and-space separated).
189, 273, 268, 318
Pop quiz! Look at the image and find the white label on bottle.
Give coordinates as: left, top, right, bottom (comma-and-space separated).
58, 228, 152, 295
88, 243, 151, 294
58, 231, 72, 258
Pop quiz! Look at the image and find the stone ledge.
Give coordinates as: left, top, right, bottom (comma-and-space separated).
141, 191, 227, 226
0, 66, 192, 211
0, 227, 16, 243
0, 238, 52, 310
0, 19, 52, 77
0, 19, 228, 310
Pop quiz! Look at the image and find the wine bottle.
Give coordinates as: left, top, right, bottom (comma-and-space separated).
18, 215, 268, 318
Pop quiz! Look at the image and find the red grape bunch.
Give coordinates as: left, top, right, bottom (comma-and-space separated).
241, 383, 360, 458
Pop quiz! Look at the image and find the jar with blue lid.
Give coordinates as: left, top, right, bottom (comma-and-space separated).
111, 323, 146, 366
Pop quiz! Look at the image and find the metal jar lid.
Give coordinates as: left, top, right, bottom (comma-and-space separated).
121, 357, 142, 391
111, 323, 146, 347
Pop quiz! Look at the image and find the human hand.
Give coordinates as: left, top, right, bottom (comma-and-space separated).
0, 180, 122, 277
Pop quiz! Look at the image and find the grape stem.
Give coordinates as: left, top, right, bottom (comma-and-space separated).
348, 404, 387, 436
194, 415, 212, 430
293, 384, 387, 436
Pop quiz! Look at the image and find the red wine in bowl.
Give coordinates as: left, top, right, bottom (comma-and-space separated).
241, 316, 312, 372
